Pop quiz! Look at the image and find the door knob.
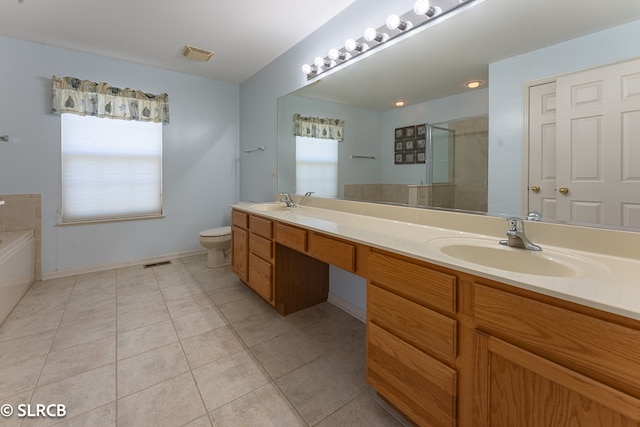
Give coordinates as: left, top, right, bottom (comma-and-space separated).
559, 187, 569, 194
531, 185, 540, 193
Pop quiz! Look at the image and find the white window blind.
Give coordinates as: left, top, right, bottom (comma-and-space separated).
61, 113, 163, 223
295, 136, 338, 198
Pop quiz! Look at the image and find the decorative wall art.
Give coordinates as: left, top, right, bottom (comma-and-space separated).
394, 124, 426, 164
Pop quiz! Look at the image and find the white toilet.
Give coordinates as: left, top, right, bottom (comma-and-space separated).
199, 226, 232, 268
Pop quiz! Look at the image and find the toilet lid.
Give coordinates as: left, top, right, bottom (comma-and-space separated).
200, 226, 231, 237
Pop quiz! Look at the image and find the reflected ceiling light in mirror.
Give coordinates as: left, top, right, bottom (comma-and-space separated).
394, 100, 406, 107
363, 27, 389, 43
345, 38, 369, 53
414, 0, 442, 17
466, 80, 482, 89
386, 14, 413, 32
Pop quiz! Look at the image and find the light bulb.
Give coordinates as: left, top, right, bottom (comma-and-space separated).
363, 27, 388, 43
301, 64, 314, 75
386, 14, 413, 31
328, 48, 351, 61
414, 0, 441, 17
314, 57, 325, 68
413, 0, 430, 15
345, 39, 368, 52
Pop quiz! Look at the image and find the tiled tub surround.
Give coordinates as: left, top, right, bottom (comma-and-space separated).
0, 230, 35, 325
0, 255, 408, 426
234, 197, 640, 321
0, 194, 41, 280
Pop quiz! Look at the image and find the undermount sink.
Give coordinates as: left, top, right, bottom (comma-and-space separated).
250, 203, 293, 212
428, 237, 607, 277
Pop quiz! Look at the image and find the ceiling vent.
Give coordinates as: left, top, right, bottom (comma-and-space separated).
181, 45, 214, 62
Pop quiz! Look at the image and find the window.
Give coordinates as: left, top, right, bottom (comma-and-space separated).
61, 114, 163, 223
295, 136, 338, 197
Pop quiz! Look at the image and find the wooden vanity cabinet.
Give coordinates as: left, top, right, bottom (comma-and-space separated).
231, 210, 249, 282
366, 248, 459, 427
231, 209, 329, 316
472, 282, 640, 426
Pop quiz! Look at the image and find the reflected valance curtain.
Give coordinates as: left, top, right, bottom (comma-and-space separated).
294, 114, 344, 142
52, 76, 170, 124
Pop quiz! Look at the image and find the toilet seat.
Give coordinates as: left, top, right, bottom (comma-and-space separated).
200, 226, 231, 237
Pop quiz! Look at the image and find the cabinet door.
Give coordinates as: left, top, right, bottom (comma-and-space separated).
474, 332, 640, 427
231, 226, 248, 282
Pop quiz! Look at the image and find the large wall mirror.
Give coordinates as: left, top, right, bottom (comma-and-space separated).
277, 0, 640, 231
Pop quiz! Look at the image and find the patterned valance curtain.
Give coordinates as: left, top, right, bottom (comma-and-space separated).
52, 76, 170, 124
294, 114, 344, 142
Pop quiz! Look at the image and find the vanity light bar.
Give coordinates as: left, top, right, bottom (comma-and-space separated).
301, 0, 481, 80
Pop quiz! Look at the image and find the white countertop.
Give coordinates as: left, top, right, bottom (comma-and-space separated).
232, 200, 640, 321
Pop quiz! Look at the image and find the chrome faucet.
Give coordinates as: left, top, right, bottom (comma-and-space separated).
279, 193, 297, 208
499, 217, 542, 251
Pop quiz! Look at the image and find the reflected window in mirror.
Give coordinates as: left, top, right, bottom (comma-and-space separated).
296, 136, 338, 197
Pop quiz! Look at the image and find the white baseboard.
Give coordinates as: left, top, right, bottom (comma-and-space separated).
327, 292, 366, 323
41, 249, 207, 280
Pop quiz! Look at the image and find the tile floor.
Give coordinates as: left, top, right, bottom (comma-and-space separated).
0, 254, 410, 426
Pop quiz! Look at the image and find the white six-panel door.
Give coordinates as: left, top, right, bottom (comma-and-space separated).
528, 57, 640, 228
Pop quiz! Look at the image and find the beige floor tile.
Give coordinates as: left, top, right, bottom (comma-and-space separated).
232, 310, 293, 347
117, 319, 178, 360
50, 316, 115, 352
38, 335, 115, 386
155, 271, 196, 289
206, 282, 254, 306
0, 330, 55, 367
324, 336, 368, 390
183, 414, 213, 427
59, 298, 115, 327
160, 280, 206, 302
172, 307, 227, 339
165, 292, 214, 319
217, 293, 273, 324
117, 341, 189, 397
314, 393, 404, 427
117, 372, 206, 427
116, 287, 164, 307
250, 330, 320, 379
209, 383, 305, 427
51, 402, 116, 427
193, 349, 269, 412
115, 277, 160, 299
0, 309, 64, 342
283, 303, 337, 330
1, 390, 33, 427
26, 364, 115, 426
180, 326, 246, 370
0, 355, 44, 400
277, 357, 361, 425
116, 299, 171, 333
296, 316, 365, 356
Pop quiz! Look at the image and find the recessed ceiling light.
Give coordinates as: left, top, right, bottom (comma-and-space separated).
466, 80, 482, 89
181, 45, 214, 62
395, 100, 406, 107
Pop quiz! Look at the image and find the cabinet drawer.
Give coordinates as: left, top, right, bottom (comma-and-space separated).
232, 210, 249, 229
250, 233, 272, 261
474, 284, 640, 397
369, 250, 456, 314
250, 215, 273, 239
368, 284, 457, 361
275, 223, 307, 252
249, 253, 273, 303
367, 322, 457, 427
307, 232, 355, 272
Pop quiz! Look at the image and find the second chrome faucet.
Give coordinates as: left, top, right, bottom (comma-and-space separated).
499, 217, 542, 251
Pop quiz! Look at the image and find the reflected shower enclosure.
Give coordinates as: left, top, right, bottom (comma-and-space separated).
344, 115, 488, 211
